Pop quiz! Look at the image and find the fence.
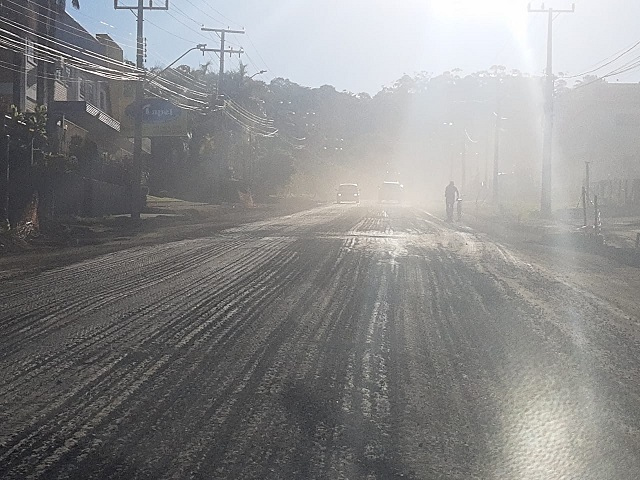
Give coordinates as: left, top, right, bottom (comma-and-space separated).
591, 178, 640, 207
9, 170, 131, 224
43, 172, 130, 217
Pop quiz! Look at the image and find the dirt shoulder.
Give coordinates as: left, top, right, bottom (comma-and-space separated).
0, 196, 323, 279
460, 202, 640, 267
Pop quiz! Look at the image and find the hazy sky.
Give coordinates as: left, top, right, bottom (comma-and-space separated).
72, 0, 640, 94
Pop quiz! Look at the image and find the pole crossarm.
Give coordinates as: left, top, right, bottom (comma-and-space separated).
114, 0, 168, 9
200, 26, 245, 97
527, 3, 575, 13
202, 47, 244, 56
201, 27, 245, 35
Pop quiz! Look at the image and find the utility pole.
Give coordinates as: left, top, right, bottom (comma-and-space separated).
585, 161, 591, 204
462, 128, 478, 196
115, 0, 169, 220
0, 119, 9, 232
461, 141, 466, 194
200, 27, 243, 201
493, 110, 500, 204
492, 99, 507, 204
200, 27, 245, 97
484, 126, 490, 187
529, 2, 575, 217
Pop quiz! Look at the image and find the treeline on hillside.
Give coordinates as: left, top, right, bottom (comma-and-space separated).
148, 63, 596, 206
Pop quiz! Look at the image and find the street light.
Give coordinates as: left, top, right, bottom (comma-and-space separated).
146, 44, 208, 83
247, 70, 267, 80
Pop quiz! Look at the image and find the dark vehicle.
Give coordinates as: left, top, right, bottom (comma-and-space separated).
336, 183, 360, 204
378, 181, 404, 203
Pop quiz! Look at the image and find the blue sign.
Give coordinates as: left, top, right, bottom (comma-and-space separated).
126, 98, 182, 124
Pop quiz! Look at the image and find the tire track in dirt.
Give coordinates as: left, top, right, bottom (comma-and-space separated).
2, 239, 242, 313
2, 204, 639, 479
397, 211, 640, 478
81, 235, 364, 479
0, 241, 242, 345
0, 237, 301, 476
0, 237, 290, 405
1, 206, 370, 480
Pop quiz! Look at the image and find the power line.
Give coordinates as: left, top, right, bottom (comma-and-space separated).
147, 80, 208, 106
574, 54, 640, 90
0, 14, 143, 76
165, 11, 211, 42
150, 75, 211, 99
181, 0, 228, 26
225, 98, 272, 124
2, 0, 137, 50
225, 101, 273, 128
0, 36, 139, 82
0, 15, 140, 75
241, 51, 267, 79
4, 0, 201, 85
143, 16, 201, 44
170, 3, 207, 29
224, 109, 277, 136
0, 30, 141, 80
245, 33, 270, 72
147, 60, 211, 90
142, 84, 208, 113
565, 39, 640, 79
183, 1, 243, 30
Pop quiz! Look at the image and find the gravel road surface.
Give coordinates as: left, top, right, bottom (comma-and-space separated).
1, 203, 639, 479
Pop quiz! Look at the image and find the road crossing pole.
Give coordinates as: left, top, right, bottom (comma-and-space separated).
115, 0, 169, 220
528, 3, 575, 217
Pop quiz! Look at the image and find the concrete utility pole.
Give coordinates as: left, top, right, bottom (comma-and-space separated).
198, 27, 243, 201
115, 0, 169, 220
585, 161, 591, 204
493, 110, 501, 204
0, 120, 9, 232
200, 27, 245, 97
529, 2, 575, 217
492, 98, 507, 204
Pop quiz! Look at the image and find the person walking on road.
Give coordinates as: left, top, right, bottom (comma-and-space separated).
445, 181, 459, 221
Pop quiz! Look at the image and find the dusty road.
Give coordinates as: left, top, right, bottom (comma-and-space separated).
1, 203, 639, 479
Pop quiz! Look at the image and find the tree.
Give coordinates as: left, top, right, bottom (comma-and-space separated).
255, 149, 295, 196
574, 74, 603, 88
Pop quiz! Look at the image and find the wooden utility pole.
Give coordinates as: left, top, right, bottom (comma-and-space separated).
115, 0, 169, 220
528, 2, 575, 217
200, 27, 244, 97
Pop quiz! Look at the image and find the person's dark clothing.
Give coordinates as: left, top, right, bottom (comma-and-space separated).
445, 183, 459, 220
445, 184, 459, 203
